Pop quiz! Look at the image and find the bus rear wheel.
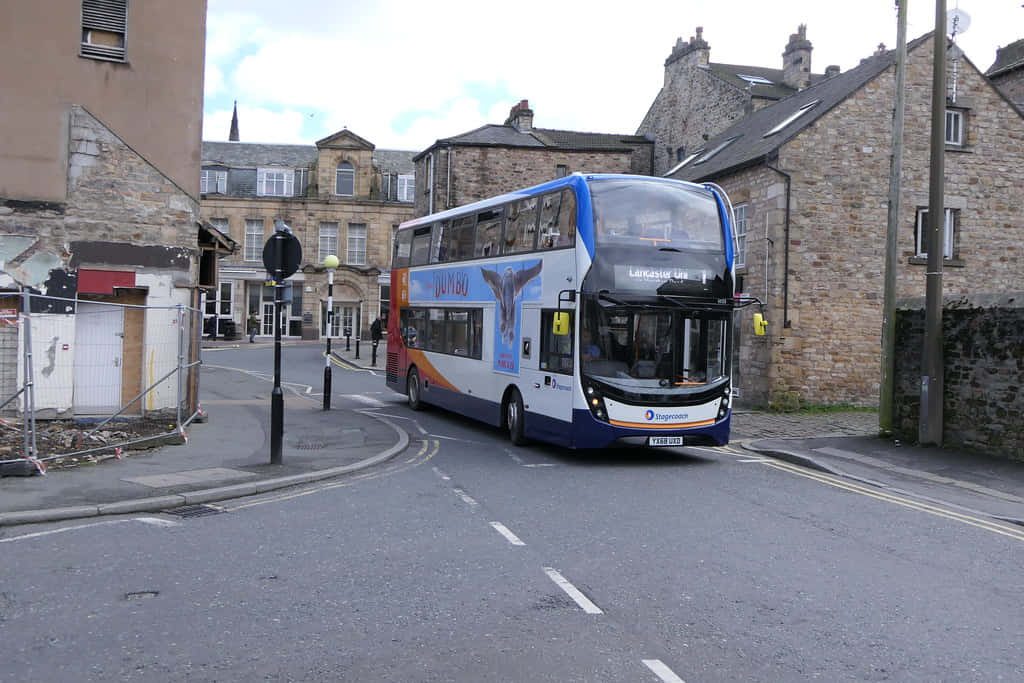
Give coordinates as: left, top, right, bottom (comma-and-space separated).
407, 367, 424, 411
506, 389, 527, 446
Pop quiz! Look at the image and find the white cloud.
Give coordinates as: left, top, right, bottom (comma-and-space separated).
204, 0, 1023, 150
202, 105, 308, 144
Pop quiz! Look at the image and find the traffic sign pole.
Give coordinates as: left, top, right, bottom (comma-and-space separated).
263, 221, 302, 465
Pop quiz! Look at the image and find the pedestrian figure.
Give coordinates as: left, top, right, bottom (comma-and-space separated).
247, 312, 259, 343
370, 316, 383, 345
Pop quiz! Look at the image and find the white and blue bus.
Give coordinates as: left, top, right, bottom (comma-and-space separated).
386, 173, 746, 449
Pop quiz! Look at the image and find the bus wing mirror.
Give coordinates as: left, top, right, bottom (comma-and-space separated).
553, 313, 570, 336
753, 313, 768, 336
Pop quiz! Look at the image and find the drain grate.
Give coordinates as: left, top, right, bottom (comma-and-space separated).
292, 440, 328, 450
163, 504, 226, 518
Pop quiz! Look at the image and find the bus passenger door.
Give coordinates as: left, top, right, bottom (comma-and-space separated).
523, 309, 574, 443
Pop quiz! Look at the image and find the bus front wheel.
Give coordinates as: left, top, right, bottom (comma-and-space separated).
407, 367, 424, 411
506, 388, 527, 446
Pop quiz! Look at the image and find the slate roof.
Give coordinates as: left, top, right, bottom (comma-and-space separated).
671, 33, 934, 183
202, 141, 317, 168
372, 149, 417, 174
414, 124, 650, 160
202, 141, 416, 173
986, 38, 1024, 78
704, 62, 828, 101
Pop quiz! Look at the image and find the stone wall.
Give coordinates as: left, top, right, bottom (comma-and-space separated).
724, 38, 1024, 407
1, 105, 199, 293
415, 146, 637, 216
893, 293, 1024, 460
637, 43, 750, 177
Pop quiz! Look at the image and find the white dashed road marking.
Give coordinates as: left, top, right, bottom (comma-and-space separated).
543, 567, 602, 614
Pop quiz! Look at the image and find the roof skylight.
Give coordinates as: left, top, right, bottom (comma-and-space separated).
764, 100, 821, 137
693, 136, 740, 165
663, 150, 704, 176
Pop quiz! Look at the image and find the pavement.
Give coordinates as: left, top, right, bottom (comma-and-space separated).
2, 338, 1023, 528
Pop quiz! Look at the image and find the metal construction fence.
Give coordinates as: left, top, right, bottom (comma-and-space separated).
0, 291, 203, 475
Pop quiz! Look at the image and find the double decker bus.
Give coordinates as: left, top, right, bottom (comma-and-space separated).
386, 173, 748, 449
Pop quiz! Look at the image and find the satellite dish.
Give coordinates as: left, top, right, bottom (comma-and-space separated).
946, 8, 971, 37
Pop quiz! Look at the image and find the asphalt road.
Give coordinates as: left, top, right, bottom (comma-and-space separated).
1, 345, 1021, 681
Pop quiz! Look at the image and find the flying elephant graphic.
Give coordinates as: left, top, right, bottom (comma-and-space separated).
481, 262, 543, 345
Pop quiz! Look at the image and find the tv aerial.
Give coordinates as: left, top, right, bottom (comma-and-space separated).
946, 7, 970, 39
946, 7, 970, 103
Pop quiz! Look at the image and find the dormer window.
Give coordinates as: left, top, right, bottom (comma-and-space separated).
335, 162, 355, 196
257, 168, 294, 197
764, 100, 820, 137
201, 170, 226, 194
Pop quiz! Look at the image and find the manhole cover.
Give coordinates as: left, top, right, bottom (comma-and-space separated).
163, 504, 225, 518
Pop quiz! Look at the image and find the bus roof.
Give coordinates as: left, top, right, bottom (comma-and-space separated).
396, 173, 713, 232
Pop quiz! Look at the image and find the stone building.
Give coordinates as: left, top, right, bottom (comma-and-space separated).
666, 33, 1024, 407
638, 25, 838, 177
0, 0, 220, 416
986, 38, 1024, 110
413, 100, 653, 218
200, 130, 415, 340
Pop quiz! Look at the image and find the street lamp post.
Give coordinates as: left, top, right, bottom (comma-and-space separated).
323, 254, 339, 411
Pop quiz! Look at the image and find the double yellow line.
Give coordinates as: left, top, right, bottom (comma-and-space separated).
764, 458, 1024, 542
226, 438, 440, 512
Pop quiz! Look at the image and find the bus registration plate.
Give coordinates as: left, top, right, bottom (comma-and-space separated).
648, 436, 684, 447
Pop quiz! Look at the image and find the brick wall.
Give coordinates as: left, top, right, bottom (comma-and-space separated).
893, 293, 1024, 460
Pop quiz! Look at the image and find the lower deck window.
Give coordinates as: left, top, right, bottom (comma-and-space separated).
400, 306, 483, 359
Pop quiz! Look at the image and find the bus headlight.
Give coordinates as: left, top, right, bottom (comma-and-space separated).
583, 382, 609, 422
718, 396, 730, 420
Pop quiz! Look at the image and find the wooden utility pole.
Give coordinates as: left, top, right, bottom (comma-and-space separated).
920, 0, 947, 446
880, 0, 908, 434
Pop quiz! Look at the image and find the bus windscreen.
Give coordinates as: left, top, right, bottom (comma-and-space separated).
589, 178, 723, 251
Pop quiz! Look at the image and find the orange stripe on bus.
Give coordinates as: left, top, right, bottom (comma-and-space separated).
406, 349, 460, 392
608, 418, 716, 430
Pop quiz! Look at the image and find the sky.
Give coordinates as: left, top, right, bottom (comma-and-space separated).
202, 0, 1023, 152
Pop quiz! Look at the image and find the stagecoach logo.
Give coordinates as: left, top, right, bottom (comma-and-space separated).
645, 410, 690, 422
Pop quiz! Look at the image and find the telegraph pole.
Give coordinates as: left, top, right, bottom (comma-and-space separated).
920, 0, 947, 446
880, 0, 908, 434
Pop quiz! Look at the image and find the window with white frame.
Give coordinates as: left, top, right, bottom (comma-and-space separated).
244, 220, 264, 262
915, 207, 957, 259
945, 109, 964, 146
294, 168, 308, 197
257, 168, 294, 197
319, 222, 339, 263
397, 174, 415, 202
217, 281, 233, 316
201, 170, 227, 194
733, 203, 749, 268
347, 223, 367, 265
81, 0, 127, 61
335, 162, 355, 196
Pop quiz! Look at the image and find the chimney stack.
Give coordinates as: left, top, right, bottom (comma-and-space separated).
825, 64, 840, 78
504, 99, 534, 132
782, 24, 813, 90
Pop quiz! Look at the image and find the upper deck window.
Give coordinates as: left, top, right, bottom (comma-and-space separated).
590, 179, 722, 251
